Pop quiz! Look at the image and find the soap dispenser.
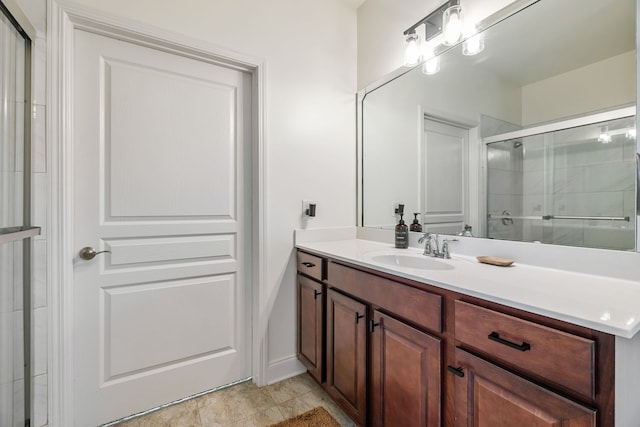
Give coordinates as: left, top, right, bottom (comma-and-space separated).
395, 207, 409, 249
410, 213, 422, 232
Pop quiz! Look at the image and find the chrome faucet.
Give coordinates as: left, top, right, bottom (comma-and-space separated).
419, 233, 458, 259
441, 238, 459, 259
418, 233, 440, 256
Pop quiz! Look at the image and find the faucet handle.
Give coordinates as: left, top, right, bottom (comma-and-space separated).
418, 232, 431, 243
442, 238, 459, 259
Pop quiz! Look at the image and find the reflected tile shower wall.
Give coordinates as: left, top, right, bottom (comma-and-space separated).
487, 115, 636, 250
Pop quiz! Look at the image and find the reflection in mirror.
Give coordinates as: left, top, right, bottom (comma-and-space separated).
486, 110, 636, 250
360, 0, 637, 251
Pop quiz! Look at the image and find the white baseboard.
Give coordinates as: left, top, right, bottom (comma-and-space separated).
266, 355, 306, 385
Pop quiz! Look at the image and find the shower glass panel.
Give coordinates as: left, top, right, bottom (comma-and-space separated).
487, 113, 636, 250
0, 3, 32, 426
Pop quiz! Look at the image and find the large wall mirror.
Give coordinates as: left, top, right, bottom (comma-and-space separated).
359, 0, 637, 251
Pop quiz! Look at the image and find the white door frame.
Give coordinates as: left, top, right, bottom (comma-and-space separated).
46, 2, 268, 425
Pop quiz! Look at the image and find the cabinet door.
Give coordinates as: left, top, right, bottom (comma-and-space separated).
370, 310, 441, 427
453, 348, 596, 427
297, 274, 324, 382
327, 289, 367, 426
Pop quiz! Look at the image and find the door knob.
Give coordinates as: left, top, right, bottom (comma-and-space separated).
79, 246, 111, 260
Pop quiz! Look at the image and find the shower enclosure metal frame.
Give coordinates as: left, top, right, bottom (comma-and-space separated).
0, 0, 38, 425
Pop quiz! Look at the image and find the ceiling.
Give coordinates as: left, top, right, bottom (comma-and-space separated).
471, 0, 636, 85
341, 0, 367, 9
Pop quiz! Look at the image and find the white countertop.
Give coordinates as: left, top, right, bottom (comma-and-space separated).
296, 238, 640, 339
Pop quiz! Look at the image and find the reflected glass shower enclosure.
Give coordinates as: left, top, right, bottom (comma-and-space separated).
486, 108, 636, 250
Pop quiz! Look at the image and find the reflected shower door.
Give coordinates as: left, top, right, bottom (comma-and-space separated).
548, 116, 636, 250
486, 113, 636, 250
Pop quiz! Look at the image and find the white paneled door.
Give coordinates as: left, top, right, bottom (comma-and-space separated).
71, 29, 252, 426
422, 118, 468, 234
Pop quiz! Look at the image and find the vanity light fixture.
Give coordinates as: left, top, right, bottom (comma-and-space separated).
403, 0, 486, 70
404, 31, 421, 67
597, 126, 612, 144
442, 4, 463, 46
402, 0, 459, 67
626, 128, 636, 139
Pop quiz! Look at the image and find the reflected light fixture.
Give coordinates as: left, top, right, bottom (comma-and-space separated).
598, 126, 612, 144
422, 43, 440, 75
626, 128, 637, 139
423, 56, 441, 75
462, 22, 484, 56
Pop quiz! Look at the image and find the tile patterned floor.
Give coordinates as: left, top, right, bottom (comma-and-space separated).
113, 373, 356, 427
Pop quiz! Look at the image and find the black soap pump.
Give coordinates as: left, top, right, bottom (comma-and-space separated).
395, 205, 409, 249
410, 213, 422, 232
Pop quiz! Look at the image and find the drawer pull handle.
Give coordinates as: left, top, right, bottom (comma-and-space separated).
314, 290, 322, 299
355, 313, 364, 324
488, 332, 531, 352
369, 320, 380, 333
447, 365, 465, 377
301, 262, 316, 268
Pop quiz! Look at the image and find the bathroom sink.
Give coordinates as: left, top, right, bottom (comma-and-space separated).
370, 254, 454, 271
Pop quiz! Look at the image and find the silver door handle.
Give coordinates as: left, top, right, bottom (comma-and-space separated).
79, 246, 111, 260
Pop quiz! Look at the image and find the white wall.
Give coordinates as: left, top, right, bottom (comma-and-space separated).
357, 0, 515, 89
522, 50, 636, 125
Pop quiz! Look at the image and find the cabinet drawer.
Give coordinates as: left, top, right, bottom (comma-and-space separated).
329, 261, 442, 333
455, 300, 595, 399
454, 348, 596, 426
297, 251, 325, 281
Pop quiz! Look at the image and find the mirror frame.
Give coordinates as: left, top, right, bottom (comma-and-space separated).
356, 0, 640, 252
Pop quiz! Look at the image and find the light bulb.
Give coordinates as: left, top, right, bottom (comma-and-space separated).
421, 43, 440, 75
598, 127, 611, 144
422, 56, 440, 75
626, 128, 636, 139
462, 22, 484, 56
462, 34, 484, 55
404, 32, 421, 67
442, 5, 463, 46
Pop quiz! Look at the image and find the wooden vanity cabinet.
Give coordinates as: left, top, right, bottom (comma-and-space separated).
297, 274, 324, 383
454, 300, 596, 400
296, 251, 327, 383
453, 348, 596, 426
325, 258, 443, 426
452, 300, 602, 426
326, 289, 367, 426
296, 250, 615, 426
370, 310, 442, 427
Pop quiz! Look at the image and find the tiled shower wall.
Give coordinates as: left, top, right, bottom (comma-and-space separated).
487, 116, 636, 250
31, 32, 48, 427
